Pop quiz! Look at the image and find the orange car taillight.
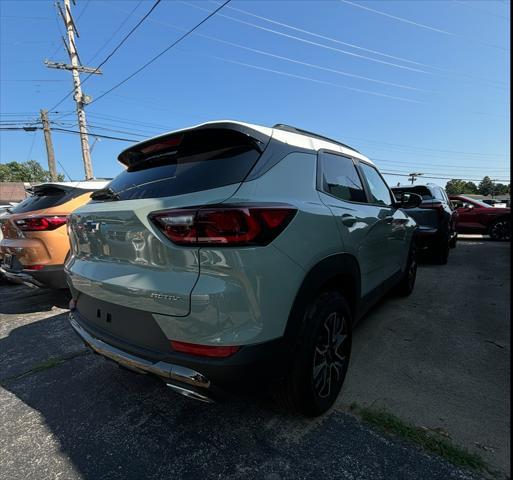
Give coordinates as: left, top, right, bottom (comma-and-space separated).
150, 204, 297, 246
15, 216, 68, 231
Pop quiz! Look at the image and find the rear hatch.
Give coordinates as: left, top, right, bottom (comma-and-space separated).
67, 124, 271, 317
0, 184, 104, 269
392, 186, 441, 229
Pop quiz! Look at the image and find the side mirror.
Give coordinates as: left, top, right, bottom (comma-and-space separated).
397, 192, 422, 209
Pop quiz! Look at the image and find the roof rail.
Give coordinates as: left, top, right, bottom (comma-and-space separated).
272, 124, 360, 153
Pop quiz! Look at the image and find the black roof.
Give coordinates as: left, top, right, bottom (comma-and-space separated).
273, 124, 360, 153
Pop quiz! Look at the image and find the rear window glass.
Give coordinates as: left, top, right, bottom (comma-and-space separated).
102, 129, 262, 201
10, 187, 89, 214
392, 186, 432, 200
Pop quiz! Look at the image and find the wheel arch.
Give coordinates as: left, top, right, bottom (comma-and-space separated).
284, 253, 361, 345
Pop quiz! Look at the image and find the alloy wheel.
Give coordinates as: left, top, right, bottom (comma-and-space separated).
312, 312, 349, 399
490, 220, 511, 241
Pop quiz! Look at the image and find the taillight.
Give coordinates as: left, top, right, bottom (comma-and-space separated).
421, 202, 445, 217
150, 204, 297, 246
170, 340, 240, 358
15, 216, 68, 231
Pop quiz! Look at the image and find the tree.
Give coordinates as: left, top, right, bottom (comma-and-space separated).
445, 179, 466, 195
478, 176, 494, 196
0, 160, 64, 182
463, 181, 478, 194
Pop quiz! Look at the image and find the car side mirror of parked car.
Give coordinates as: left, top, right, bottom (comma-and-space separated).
397, 192, 422, 209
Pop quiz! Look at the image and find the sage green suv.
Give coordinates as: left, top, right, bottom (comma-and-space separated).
65, 121, 420, 416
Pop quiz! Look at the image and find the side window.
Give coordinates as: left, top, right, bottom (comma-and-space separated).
433, 187, 445, 201
359, 163, 393, 206
318, 152, 367, 203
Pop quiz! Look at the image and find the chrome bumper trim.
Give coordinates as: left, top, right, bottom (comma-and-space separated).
69, 312, 211, 389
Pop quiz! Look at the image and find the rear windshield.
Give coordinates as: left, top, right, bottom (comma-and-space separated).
392, 186, 432, 200
100, 129, 262, 201
10, 187, 89, 214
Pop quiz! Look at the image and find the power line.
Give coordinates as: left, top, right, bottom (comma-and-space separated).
89, 0, 232, 105
0, 126, 138, 142
344, 136, 509, 157
182, 2, 431, 75
197, 52, 424, 104
76, 0, 91, 21
340, 0, 454, 35
86, 0, 144, 64
381, 171, 510, 182
48, 0, 162, 112
158, 21, 425, 92
204, 1, 507, 89
213, 1, 438, 70
374, 158, 509, 171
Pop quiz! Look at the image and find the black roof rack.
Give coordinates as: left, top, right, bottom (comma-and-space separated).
272, 124, 360, 153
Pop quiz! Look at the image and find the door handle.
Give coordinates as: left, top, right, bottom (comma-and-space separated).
341, 214, 357, 226
383, 216, 394, 224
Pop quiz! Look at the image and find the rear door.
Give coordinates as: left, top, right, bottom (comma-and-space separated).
67, 127, 267, 317
316, 151, 391, 297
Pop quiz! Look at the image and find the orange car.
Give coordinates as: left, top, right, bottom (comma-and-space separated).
0, 181, 108, 288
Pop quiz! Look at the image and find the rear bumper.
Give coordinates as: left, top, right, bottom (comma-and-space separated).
70, 312, 214, 402
415, 227, 456, 249
0, 264, 67, 289
69, 308, 287, 400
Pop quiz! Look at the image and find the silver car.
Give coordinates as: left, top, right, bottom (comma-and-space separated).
65, 121, 420, 416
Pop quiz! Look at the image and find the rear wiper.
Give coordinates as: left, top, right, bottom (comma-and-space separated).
91, 187, 119, 201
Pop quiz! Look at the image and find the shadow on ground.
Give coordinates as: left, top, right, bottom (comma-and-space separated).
0, 282, 70, 314
0, 310, 482, 480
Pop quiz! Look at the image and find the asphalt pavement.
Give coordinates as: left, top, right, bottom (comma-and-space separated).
0, 237, 509, 480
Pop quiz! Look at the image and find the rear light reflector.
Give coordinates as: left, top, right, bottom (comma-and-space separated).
170, 340, 240, 358
25, 265, 44, 271
15, 216, 68, 231
150, 204, 296, 246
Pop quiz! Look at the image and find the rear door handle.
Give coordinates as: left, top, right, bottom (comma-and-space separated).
341, 214, 357, 226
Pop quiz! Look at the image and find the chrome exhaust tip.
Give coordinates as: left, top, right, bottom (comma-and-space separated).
166, 382, 214, 403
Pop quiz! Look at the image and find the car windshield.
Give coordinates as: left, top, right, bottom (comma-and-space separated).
459, 197, 492, 208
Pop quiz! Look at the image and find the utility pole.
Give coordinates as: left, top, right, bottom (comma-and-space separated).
408, 172, 423, 185
40, 109, 58, 181
45, 0, 101, 180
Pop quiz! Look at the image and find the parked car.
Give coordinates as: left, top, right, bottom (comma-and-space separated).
392, 183, 457, 264
0, 180, 108, 288
482, 198, 508, 208
65, 121, 421, 416
449, 194, 511, 240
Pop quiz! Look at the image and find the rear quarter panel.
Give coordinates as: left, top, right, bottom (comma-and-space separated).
166, 152, 346, 345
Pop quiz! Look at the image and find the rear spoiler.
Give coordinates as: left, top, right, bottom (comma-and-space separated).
117, 121, 272, 167
26, 181, 110, 195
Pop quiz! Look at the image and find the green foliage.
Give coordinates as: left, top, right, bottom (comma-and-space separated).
0, 160, 64, 182
463, 181, 478, 194
478, 176, 494, 196
493, 183, 510, 195
445, 179, 467, 195
446, 177, 509, 196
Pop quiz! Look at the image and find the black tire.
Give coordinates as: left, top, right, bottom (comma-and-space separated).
489, 217, 511, 241
432, 237, 450, 265
395, 242, 417, 296
449, 233, 457, 249
276, 291, 352, 417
